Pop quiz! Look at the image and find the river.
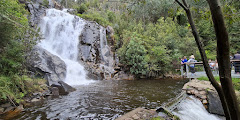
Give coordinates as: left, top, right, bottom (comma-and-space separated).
14, 79, 187, 120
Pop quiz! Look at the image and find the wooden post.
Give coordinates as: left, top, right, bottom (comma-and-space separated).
181, 65, 184, 77
186, 64, 189, 78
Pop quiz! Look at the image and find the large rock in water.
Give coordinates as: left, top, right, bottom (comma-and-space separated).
207, 91, 224, 116
28, 46, 66, 85
51, 81, 76, 95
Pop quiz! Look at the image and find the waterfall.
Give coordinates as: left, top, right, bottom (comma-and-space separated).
38, 9, 93, 86
173, 96, 222, 120
99, 27, 115, 76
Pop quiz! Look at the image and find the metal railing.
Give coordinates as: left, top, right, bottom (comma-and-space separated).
180, 60, 240, 78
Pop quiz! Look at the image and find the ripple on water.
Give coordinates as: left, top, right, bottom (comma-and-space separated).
14, 79, 188, 120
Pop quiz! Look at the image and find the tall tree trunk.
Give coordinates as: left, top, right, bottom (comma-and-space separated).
207, 0, 240, 119
175, 0, 230, 119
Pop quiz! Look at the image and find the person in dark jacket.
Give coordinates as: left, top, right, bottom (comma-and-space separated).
233, 51, 240, 74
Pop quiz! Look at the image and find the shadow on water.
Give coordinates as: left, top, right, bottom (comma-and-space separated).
14, 79, 188, 120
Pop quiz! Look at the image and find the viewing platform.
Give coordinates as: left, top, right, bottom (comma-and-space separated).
180, 60, 240, 78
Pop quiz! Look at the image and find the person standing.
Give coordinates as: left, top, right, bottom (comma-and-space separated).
188, 55, 197, 75
233, 51, 240, 74
181, 56, 188, 72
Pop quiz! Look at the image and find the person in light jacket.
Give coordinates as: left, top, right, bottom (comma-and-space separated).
188, 55, 197, 75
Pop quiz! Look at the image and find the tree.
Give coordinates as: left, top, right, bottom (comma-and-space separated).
207, 0, 240, 119
175, 0, 240, 119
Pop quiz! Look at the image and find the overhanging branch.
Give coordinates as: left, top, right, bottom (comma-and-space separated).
175, 0, 188, 11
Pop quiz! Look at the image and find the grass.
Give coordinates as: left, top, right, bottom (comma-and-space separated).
151, 117, 164, 120
198, 76, 240, 91
0, 75, 47, 104
198, 76, 240, 83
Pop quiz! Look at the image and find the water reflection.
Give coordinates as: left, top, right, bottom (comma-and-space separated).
15, 79, 187, 120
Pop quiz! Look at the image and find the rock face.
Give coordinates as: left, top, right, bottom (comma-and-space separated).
207, 91, 224, 116
25, 0, 46, 27
182, 79, 225, 116
24, 0, 63, 26
78, 22, 116, 80
28, 46, 67, 85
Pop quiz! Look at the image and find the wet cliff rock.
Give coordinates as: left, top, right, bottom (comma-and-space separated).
25, 0, 46, 26
78, 22, 116, 80
28, 46, 67, 85
207, 91, 224, 116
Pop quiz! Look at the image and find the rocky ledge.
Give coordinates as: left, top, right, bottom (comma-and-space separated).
182, 79, 224, 116
0, 80, 75, 120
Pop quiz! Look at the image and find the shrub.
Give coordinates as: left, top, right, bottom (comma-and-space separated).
77, 11, 111, 27
77, 3, 88, 14
42, 0, 49, 8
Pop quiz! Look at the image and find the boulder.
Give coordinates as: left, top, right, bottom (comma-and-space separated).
116, 72, 135, 80
50, 87, 59, 97
28, 46, 67, 85
0, 107, 4, 113
51, 81, 76, 95
3, 106, 14, 113
0, 103, 11, 108
31, 98, 41, 103
207, 91, 224, 116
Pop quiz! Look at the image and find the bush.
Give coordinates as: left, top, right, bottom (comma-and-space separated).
0, 0, 37, 75
0, 75, 47, 103
42, 0, 49, 8
77, 3, 88, 14
77, 11, 111, 27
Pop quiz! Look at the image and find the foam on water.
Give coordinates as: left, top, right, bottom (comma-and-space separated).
173, 96, 222, 120
38, 9, 94, 85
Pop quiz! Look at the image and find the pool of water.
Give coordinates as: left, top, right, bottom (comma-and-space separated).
14, 79, 188, 120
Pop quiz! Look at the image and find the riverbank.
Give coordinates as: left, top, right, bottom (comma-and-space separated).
197, 77, 240, 109
0, 75, 49, 119
0, 75, 76, 120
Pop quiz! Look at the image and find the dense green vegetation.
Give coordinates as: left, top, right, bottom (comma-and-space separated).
68, 0, 240, 77
0, 0, 40, 103
0, 0, 239, 102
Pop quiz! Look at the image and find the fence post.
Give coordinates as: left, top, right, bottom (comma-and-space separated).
186, 64, 189, 78
181, 65, 183, 77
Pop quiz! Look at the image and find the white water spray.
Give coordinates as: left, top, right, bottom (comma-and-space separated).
38, 9, 93, 85
173, 96, 222, 120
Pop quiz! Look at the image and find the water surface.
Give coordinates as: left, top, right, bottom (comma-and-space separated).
15, 79, 188, 120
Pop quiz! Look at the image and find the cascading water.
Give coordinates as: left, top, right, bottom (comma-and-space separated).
38, 9, 93, 85
173, 96, 222, 120
99, 27, 115, 76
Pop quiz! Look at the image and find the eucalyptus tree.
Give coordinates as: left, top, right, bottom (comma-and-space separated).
175, 0, 240, 119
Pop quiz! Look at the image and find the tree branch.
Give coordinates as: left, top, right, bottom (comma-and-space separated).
175, 0, 188, 11
182, 0, 189, 8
